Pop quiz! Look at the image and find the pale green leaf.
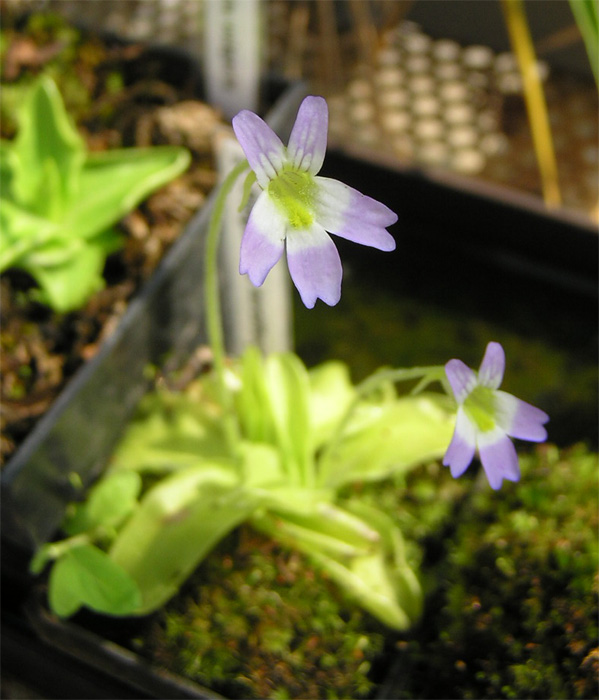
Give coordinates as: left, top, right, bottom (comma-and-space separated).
253, 501, 422, 630
109, 389, 229, 474
321, 394, 454, 489
240, 441, 284, 489
11, 75, 85, 217
264, 352, 314, 486
1, 76, 191, 313
69, 146, 191, 239
48, 544, 142, 618
109, 463, 256, 613
235, 346, 277, 445
26, 228, 122, 312
308, 360, 356, 449
0, 198, 60, 271
63, 471, 142, 536
252, 486, 336, 517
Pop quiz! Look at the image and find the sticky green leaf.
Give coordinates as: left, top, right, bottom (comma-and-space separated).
1, 76, 191, 312
308, 360, 356, 449
68, 146, 191, 239
26, 228, 123, 311
240, 441, 284, 489
321, 394, 454, 489
264, 352, 314, 486
109, 388, 230, 474
10, 75, 85, 217
235, 349, 316, 485
48, 544, 142, 617
0, 199, 61, 271
253, 502, 422, 630
109, 463, 256, 613
236, 346, 277, 444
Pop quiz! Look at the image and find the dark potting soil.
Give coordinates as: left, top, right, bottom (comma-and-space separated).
0, 11, 224, 464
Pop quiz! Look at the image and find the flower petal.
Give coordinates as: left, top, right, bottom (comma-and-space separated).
239, 191, 286, 286
232, 110, 285, 188
443, 408, 477, 478
478, 341, 505, 389
494, 391, 549, 441
286, 225, 342, 308
286, 96, 328, 175
478, 429, 520, 489
445, 359, 477, 405
314, 177, 397, 251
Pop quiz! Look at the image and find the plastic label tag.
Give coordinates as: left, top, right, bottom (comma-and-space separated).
204, 0, 262, 119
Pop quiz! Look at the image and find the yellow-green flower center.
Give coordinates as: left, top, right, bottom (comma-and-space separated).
464, 384, 496, 433
268, 167, 316, 230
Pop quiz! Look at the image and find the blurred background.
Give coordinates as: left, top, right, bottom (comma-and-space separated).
3, 0, 598, 222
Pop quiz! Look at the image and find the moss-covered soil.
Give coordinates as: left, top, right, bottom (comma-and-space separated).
132, 528, 388, 699
380, 444, 598, 699
123, 444, 597, 699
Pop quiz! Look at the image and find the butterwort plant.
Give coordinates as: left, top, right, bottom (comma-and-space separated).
0, 75, 190, 311
32, 96, 549, 632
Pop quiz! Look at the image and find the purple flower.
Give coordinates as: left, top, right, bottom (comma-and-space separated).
443, 342, 549, 490
232, 96, 397, 308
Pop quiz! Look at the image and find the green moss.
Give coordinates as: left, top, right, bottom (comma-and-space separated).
380, 443, 598, 699
133, 529, 387, 699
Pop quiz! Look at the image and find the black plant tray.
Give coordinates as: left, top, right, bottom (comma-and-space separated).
24, 595, 221, 700
325, 143, 598, 299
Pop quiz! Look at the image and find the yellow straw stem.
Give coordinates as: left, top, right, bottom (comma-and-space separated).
501, 0, 562, 208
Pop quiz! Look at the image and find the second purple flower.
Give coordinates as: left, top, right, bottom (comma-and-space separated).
232, 95, 398, 308
443, 342, 550, 490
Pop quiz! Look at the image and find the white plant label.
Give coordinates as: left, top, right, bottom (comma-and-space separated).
204, 0, 262, 119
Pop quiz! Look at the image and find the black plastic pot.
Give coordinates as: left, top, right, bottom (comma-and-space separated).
325, 142, 598, 297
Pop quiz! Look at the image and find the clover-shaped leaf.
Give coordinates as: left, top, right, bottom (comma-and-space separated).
48, 544, 142, 618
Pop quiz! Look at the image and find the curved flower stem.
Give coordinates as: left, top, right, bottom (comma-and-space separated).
318, 365, 448, 485
204, 158, 250, 455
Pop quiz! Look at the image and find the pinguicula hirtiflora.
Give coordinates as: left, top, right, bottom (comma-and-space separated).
232, 95, 397, 308
443, 341, 550, 489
